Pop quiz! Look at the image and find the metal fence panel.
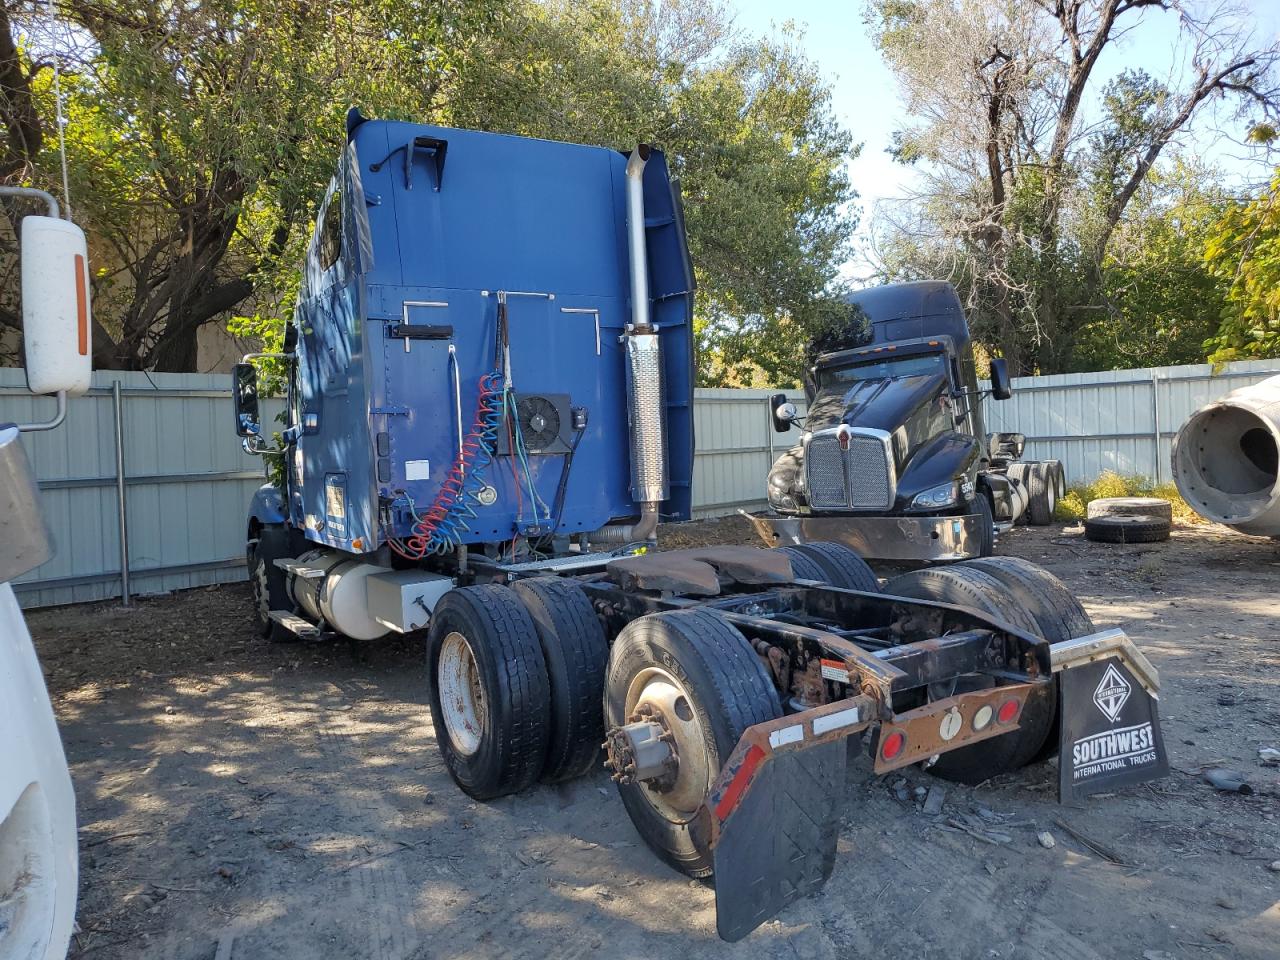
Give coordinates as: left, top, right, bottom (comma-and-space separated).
690, 389, 804, 518
3, 358, 1277, 607
981, 358, 1280, 485
0, 369, 278, 608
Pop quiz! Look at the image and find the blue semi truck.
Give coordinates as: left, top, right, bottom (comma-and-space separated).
231, 111, 1170, 940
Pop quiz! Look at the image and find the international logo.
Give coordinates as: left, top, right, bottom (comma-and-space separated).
1092, 663, 1131, 723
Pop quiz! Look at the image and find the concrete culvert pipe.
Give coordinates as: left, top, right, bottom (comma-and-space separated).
1172, 374, 1280, 536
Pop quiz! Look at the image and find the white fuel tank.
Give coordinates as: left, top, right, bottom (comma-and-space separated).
288, 549, 390, 641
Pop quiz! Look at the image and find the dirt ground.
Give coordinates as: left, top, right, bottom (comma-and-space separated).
28, 519, 1280, 960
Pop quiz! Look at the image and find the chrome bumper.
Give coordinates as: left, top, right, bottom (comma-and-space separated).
748, 511, 984, 561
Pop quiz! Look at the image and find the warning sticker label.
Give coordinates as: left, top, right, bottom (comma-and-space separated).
820, 659, 850, 684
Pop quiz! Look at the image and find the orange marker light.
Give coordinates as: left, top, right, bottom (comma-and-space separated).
74, 253, 88, 356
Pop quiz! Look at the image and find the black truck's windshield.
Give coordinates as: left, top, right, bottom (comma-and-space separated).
816, 352, 949, 392
805, 351, 953, 432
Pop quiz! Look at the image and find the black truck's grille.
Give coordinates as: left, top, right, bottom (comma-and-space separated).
805, 432, 893, 510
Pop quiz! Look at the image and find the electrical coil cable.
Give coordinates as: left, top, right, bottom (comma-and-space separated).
390, 370, 504, 559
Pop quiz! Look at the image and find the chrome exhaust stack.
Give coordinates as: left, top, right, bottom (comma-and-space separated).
590, 145, 666, 545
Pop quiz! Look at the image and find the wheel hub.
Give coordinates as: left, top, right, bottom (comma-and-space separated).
604, 709, 677, 788
608, 668, 712, 819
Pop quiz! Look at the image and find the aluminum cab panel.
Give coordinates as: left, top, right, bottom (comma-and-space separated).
292, 178, 375, 550
368, 286, 630, 539
288, 121, 694, 552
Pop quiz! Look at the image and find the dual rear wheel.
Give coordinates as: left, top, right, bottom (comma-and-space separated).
883, 557, 1094, 783
426, 579, 608, 799
1009, 461, 1063, 526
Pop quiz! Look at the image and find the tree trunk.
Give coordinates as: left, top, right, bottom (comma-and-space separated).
151, 320, 200, 372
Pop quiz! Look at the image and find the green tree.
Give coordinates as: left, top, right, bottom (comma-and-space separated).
1, 0, 856, 385
1, 0, 508, 370
1072, 162, 1231, 370
450, 1, 858, 386
1204, 169, 1280, 363
868, 0, 1278, 375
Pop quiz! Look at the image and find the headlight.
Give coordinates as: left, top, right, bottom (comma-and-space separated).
911, 482, 958, 510
767, 465, 799, 512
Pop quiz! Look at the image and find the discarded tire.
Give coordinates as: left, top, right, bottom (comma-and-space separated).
883, 566, 1055, 783
1083, 514, 1171, 544
1086, 496, 1173, 523
427, 584, 551, 800
511, 577, 609, 784
605, 610, 781, 878
783, 541, 880, 592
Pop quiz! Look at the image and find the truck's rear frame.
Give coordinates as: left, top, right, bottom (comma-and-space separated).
472, 545, 1165, 941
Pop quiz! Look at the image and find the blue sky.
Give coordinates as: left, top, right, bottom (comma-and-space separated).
727, 0, 1280, 279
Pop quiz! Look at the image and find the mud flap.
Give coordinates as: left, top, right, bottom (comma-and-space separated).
709, 739, 846, 942
1056, 646, 1169, 802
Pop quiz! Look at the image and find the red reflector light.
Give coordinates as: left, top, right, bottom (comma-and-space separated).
997, 700, 1019, 724
881, 730, 906, 760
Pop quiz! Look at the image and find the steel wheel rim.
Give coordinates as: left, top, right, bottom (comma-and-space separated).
438, 631, 485, 757
624, 666, 711, 820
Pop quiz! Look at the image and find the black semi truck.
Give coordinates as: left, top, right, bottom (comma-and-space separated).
753, 281, 1064, 561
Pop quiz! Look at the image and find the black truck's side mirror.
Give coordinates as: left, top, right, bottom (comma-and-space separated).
233, 363, 261, 437
770, 392, 797, 432
989, 358, 1013, 401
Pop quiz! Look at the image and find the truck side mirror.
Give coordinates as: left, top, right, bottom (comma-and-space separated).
989, 358, 1013, 401
233, 363, 261, 437
22, 215, 92, 396
770, 392, 796, 432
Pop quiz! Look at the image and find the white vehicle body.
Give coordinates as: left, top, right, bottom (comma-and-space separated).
0, 425, 77, 960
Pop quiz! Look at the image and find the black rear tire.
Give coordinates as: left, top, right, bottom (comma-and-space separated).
882, 566, 1054, 783
960, 557, 1095, 764
426, 585, 551, 800
1026, 463, 1055, 526
511, 578, 609, 783
785, 541, 880, 592
1044, 459, 1067, 498
605, 610, 781, 878
961, 556, 1093, 641
774, 545, 831, 582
